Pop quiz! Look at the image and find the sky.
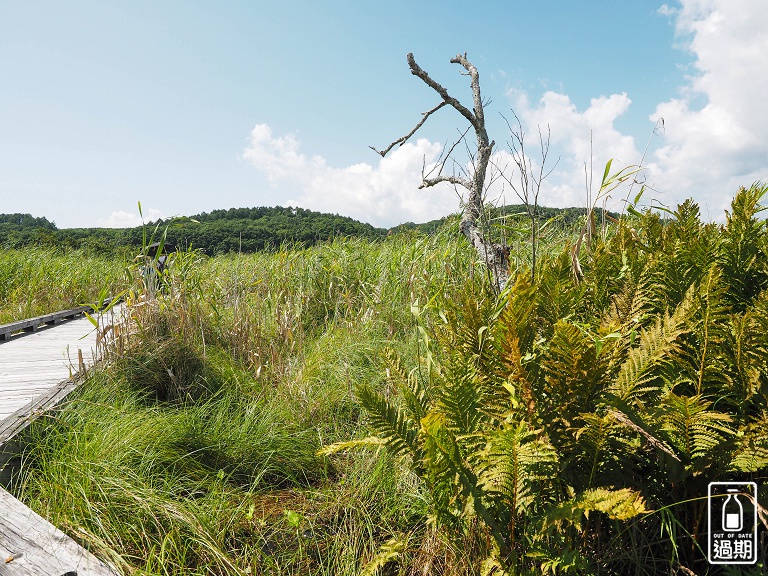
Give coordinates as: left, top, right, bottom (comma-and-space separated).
1, 0, 766, 229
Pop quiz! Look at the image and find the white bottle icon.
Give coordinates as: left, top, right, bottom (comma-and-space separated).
722, 488, 743, 532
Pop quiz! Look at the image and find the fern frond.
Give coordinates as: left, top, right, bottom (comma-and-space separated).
729, 313, 765, 394
542, 487, 648, 531
420, 411, 506, 550
382, 346, 410, 387
480, 555, 511, 576
356, 384, 420, 460
382, 347, 430, 421
317, 436, 385, 456
358, 536, 407, 576
436, 360, 488, 435
498, 271, 539, 353
728, 433, 768, 472
478, 421, 558, 514
537, 321, 605, 439
719, 182, 768, 311
672, 265, 732, 396
574, 413, 621, 489
660, 393, 733, 462
611, 288, 692, 403
602, 265, 648, 333
525, 544, 590, 576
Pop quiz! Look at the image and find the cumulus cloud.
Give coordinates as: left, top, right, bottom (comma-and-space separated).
498, 0, 768, 220
506, 90, 641, 212
646, 0, 768, 217
97, 207, 165, 228
243, 124, 458, 227
509, 0, 768, 218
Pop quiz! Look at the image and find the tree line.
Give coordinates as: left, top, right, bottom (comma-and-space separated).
0, 206, 386, 254
0, 204, 617, 255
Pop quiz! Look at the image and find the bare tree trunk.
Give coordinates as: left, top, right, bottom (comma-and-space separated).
372, 53, 510, 292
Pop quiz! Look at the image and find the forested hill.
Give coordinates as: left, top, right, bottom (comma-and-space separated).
177, 206, 386, 252
0, 204, 614, 254
0, 206, 387, 254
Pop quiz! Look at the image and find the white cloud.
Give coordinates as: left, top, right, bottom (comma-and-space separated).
243, 123, 458, 227
97, 207, 165, 228
504, 89, 640, 213
646, 0, 768, 217
505, 0, 768, 219
658, 4, 677, 17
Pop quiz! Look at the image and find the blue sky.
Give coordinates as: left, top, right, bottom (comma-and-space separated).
1, 1, 766, 228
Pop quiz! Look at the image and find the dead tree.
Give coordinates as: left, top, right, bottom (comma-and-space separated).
372, 53, 510, 292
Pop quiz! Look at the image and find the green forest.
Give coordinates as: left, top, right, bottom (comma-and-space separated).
0, 206, 386, 255
0, 204, 615, 256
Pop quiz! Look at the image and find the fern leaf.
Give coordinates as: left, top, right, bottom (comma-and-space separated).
729, 442, 768, 473
660, 393, 733, 462
537, 321, 605, 442
317, 436, 385, 456
420, 411, 506, 549
358, 536, 406, 576
382, 347, 429, 421
479, 421, 558, 514
356, 384, 419, 460
436, 359, 487, 435
542, 487, 648, 531
611, 288, 692, 402
719, 183, 768, 310
498, 271, 538, 353
575, 413, 619, 489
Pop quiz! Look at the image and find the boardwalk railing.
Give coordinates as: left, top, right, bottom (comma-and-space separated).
0, 307, 92, 342
0, 298, 118, 342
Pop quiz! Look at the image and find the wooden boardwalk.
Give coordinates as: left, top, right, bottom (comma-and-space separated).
0, 313, 98, 422
0, 309, 120, 575
0, 485, 116, 575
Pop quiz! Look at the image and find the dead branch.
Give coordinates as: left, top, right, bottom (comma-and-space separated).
498, 111, 558, 281
372, 52, 509, 291
370, 101, 448, 156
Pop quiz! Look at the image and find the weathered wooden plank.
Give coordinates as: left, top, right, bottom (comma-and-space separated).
0, 315, 98, 420
0, 299, 119, 342
0, 379, 79, 447
0, 486, 117, 575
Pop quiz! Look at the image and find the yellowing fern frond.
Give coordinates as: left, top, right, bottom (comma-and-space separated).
317, 436, 385, 456
358, 536, 407, 576
660, 393, 733, 462
543, 487, 648, 532
611, 288, 693, 402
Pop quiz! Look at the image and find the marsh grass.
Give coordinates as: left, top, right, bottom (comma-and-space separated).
9, 226, 487, 575
3, 213, 628, 575
0, 247, 127, 323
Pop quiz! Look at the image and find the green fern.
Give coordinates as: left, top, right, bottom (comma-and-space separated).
358, 536, 407, 576
574, 412, 627, 489
356, 383, 420, 461
719, 183, 768, 310
610, 291, 691, 403
659, 393, 733, 465
382, 347, 429, 422
728, 430, 768, 472
478, 421, 558, 515
542, 487, 648, 531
